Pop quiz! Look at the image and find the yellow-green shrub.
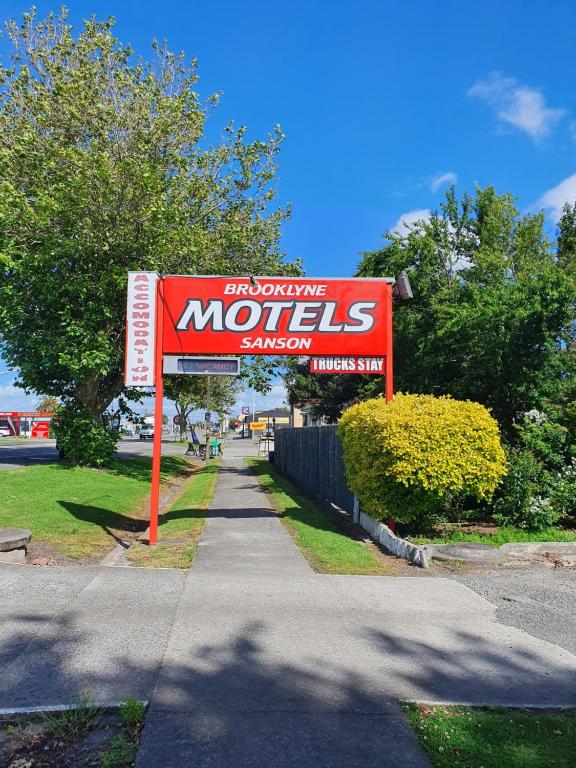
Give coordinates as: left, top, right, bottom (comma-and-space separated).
337, 393, 507, 526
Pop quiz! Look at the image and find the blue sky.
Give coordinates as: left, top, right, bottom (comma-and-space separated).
2, 0, 576, 414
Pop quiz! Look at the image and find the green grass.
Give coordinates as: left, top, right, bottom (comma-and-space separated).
127, 460, 219, 568
246, 458, 392, 574
410, 526, 576, 547
403, 703, 576, 768
0, 456, 189, 560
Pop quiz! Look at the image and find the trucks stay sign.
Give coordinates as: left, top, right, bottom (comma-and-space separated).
309, 357, 386, 374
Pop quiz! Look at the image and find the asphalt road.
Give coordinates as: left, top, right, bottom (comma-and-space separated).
0, 437, 191, 470
451, 567, 576, 656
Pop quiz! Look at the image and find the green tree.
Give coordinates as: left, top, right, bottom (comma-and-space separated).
0, 8, 298, 464
287, 187, 576, 433
164, 375, 240, 439
35, 395, 60, 413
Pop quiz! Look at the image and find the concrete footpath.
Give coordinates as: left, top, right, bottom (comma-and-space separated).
135, 442, 576, 767
1, 440, 576, 766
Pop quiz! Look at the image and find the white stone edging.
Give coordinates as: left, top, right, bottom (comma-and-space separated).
355, 500, 429, 568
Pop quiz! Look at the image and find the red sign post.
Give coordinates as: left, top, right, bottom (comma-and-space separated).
125, 275, 395, 544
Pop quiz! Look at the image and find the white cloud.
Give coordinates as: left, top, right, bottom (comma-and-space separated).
235, 381, 288, 418
390, 209, 431, 235
468, 72, 566, 142
429, 171, 458, 193
0, 381, 38, 410
535, 173, 576, 222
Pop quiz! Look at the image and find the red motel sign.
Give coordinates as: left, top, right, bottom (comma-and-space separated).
161, 276, 391, 356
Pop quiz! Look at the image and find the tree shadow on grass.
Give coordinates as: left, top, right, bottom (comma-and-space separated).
57, 501, 147, 540
158, 506, 205, 527
49, 455, 190, 484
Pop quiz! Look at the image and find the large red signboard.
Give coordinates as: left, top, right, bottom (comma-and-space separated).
123, 272, 395, 547
161, 276, 392, 356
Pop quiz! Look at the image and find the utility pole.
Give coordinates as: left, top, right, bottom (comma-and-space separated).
205, 375, 212, 459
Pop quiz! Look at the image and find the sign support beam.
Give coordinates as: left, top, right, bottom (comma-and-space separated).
149, 278, 165, 546
385, 287, 395, 531
385, 287, 394, 403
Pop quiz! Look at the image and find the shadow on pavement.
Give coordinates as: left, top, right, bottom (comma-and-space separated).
2, 602, 576, 766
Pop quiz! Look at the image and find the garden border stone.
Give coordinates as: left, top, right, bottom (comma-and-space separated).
352, 499, 429, 568
0, 527, 31, 552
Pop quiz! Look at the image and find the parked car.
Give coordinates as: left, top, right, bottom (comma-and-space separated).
0, 427, 11, 437
139, 426, 154, 440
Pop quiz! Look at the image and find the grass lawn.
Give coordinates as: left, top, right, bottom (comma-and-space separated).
410, 526, 576, 547
403, 703, 576, 768
246, 458, 392, 575
0, 456, 189, 561
127, 460, 219, 568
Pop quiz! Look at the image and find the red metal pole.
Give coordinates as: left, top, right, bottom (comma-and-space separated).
149, 278, 164, 546
385, 284, 395, 531
385, 284, 394, 403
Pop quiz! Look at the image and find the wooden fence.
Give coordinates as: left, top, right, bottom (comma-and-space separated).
273, 425, 354, 514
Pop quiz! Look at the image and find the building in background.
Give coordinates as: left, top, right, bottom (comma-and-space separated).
290, 402, 325, 428
0, 411, 52, 438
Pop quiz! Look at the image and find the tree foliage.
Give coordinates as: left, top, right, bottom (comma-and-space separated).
286, 188, 576, 435
164, 375, 240, 437
0, 8, 298, 462
35, 395, 59, 413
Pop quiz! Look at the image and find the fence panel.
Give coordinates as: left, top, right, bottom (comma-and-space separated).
274, 425, 354, 514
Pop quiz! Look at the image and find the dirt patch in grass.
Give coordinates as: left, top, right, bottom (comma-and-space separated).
0, 699, 146, 768
403, 703, 576, 768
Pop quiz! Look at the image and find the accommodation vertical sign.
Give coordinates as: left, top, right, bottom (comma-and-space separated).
124, 272, 159, 387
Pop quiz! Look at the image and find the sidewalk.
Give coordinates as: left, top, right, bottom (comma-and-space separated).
135, 445, 576, 767
136, 450, 430, 767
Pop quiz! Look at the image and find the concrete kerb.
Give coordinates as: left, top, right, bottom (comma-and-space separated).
0, 701, 149, 717
351, 499, 429, 568
422, 540, 576, 563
